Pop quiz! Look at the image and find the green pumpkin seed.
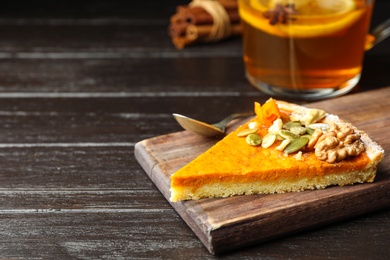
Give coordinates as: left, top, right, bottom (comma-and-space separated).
261, 133, 276, 148
284, 137, 309, 154
237, 127, 259, 137
275, 133, 284, 141
246, 133, 262, 146
278, 130, 299, 140
283, 121, 302, 130
290, 126, 307, 135
306, 127, 315, 135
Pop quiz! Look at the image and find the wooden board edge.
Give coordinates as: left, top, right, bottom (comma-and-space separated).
208, 180, 390, 254
134, 140, 214, 247
134, 141, 154, 180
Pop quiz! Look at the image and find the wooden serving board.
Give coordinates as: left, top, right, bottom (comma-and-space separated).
134, 87, 390, 255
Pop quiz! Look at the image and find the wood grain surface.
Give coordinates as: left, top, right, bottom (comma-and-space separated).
0, 0, 389, 258
135, 87, 390, 254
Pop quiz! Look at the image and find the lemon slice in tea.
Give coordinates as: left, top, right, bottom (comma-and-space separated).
240, 0, 364, 38
267, 0, 355, 15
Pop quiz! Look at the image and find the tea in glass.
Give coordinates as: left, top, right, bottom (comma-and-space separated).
238, 0, 374, 99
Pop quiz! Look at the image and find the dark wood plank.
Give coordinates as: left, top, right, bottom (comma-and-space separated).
135, 87, 390, 254
0, 115, 385, 255
0, 209, 388, 259
0, 17, 242, 52
0, 95, 266, 143
0, 0, 388, 258
0, 0, 189, 19
0, 55, 388, 95
0, 146, 148, 189
0, 57, 251, 93
0, 210, 205, 259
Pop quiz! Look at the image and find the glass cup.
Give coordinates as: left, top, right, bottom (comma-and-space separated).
238, 0, 390, 100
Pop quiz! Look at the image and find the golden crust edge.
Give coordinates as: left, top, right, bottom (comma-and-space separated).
170, 168, 377, 202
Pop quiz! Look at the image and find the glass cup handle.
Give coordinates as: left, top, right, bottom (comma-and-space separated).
366, 18, 390, 50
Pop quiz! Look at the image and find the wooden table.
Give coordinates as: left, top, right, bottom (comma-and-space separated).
0, 0, 389, 258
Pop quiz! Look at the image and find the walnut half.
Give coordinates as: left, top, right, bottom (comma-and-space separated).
313, 123, 365, 164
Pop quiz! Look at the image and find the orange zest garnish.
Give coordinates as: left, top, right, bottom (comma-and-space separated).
254, 98, 281, 127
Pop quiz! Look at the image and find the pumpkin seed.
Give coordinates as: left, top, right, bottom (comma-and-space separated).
290, 109, 326, 126
290, 126, 307, 135
276, 139, 290, 151
261, 133, 276, 148
278, 130, 299, 140
284, 137, 309, 154
283, 121, 301, 130
268, 118, 283, 134
237, 127, 259, 137
275, 133, 284, 141
246, 133, 262, 146
306, 127, 315, 135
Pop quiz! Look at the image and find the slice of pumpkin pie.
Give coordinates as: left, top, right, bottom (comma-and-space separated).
170, 99, 384, 202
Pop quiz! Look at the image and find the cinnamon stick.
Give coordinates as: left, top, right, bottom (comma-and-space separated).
168, 0, 242, 49
177, 6, 240, 25
170, 13, 182, 24
216, 0, 238, 9
168, 21, 188, 37
186, 23, 242, 41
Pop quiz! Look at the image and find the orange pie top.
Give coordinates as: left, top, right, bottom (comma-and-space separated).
172, 118, 371, 189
